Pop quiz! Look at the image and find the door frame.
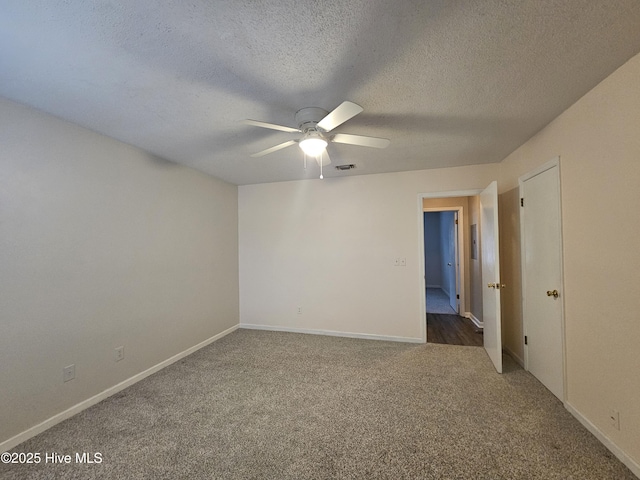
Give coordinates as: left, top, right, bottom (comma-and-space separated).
418, 190, 481, 343
423, 207, 463, 315
519, 156, 567, 402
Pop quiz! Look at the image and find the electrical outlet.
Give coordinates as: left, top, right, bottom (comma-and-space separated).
608, 409, 620, 430
63, 364, 75, 383
115, 346, 125, 362
400, 258, 406, 266
297, 306, 302, 315
394, 258, 400, 266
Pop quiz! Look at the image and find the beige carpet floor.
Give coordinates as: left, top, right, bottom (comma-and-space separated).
1, 329, 636, 479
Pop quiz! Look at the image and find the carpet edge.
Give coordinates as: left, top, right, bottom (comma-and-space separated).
0, 324, 240, 453
239, 324, 424, 344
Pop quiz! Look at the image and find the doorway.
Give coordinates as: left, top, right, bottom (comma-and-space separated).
418, 185, 503, 372
422, 203, 483, 347
424, 210, 460, 315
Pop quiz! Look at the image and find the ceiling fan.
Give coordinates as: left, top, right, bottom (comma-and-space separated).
245, 101, 390, 178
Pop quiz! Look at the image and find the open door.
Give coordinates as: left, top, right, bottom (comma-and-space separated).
448, 212, 459, 313
480, 181, 502, 373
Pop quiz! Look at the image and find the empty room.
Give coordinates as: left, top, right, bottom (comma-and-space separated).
1, 1, 639, 478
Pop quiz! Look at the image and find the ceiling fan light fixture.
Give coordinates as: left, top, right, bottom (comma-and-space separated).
299, 136, 327, 157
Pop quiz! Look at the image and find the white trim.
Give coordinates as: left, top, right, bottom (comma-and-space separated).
468, 312, 483, 329
240, 324, 423, 344
519, 156, 561, 182
0, 324, 239, 453
503, 346, 524, 367
518, 156, 567, 402
565, 402, 640, 478
421, 189, 484, 199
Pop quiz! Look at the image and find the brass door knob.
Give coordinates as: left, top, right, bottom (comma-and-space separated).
546, 289, 559, 298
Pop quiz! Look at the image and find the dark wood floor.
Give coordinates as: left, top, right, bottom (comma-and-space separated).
427, 313, 483, 346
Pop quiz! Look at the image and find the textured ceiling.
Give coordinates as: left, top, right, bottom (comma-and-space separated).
2, 1, 640, 185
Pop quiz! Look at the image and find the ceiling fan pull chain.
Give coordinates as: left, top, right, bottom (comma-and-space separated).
320, 152, 324, 179
303, 153, 307, 170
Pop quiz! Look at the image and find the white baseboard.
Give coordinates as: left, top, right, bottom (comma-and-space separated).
565, 402, 640, 478
240, 323, 424, 344
0, 324, 239, 453
467, 312, 483, 329
502, 346, 524, 367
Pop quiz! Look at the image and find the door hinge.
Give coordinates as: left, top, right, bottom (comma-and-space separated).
455, 219, 458, 225
520, 198, 524, 207
456, 294, 459, 299
524, 335, 528, 345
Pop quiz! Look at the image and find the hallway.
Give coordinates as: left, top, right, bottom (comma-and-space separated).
427, 312, 483, 346
427, 287, 482, 346
426, 287, 456, 315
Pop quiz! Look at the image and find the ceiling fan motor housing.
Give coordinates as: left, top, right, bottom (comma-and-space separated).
295, 107, 329, 132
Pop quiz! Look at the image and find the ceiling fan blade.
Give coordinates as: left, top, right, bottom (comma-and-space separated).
331, 133, 390, 149
317, 101, 363, 132
250, 140, 297, 157
245, 119, 301, 133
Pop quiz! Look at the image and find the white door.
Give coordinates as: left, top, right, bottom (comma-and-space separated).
481, 181, 502, 373
448, 212, 459, 313
520, 161, 565, 400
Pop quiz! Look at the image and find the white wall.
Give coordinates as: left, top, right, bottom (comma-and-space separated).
0, 98, 239, 446
498, 51, 640, 471
498, 187, 523, 364
467, 195, 483, 323
238, 164, 497, 342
